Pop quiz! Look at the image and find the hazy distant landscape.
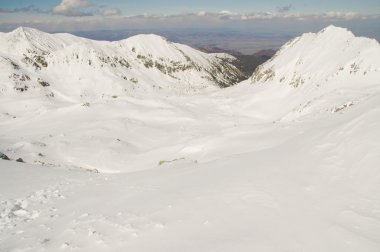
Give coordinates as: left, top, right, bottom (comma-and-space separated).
74, 29, 290, 54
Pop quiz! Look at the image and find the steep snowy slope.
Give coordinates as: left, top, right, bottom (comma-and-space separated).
0, 27, 244, 100
245, 25, 380, 121
252, 25, 380, 87
0, 26, 380, 252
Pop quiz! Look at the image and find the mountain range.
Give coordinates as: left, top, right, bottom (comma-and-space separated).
0, 27, 244, 101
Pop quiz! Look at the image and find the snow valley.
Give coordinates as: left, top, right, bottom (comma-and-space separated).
1, 26, 380, 251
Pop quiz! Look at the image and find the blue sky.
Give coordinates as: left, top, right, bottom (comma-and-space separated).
1, 0, 380, 14
0, 0, 379, 40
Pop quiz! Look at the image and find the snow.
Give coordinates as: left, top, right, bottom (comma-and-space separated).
0, 27, 243, 99
0, 25, 380, 251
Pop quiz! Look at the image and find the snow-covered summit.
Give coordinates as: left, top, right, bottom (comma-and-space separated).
115, 33, 220, 71
123, 33, 169, 46
231, 25, 380, 121
318, 25, 353, 36
9, 27, 42, 37
251, 25, 380, 88
1, 27, 82, 54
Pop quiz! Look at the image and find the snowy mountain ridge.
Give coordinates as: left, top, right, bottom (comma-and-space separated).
240, 25, 380, 121
0, 27, 244, 100
252, 25, 380, 87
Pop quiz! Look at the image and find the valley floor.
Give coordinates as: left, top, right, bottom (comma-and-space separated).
1, 82, 380, 251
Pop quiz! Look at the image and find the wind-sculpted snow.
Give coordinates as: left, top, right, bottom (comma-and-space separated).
0, 26, 380, 252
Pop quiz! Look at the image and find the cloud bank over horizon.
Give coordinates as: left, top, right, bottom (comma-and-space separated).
0, 0, 379, 42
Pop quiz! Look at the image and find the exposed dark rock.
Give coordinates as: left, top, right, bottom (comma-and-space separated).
129, 78, 138, 84
37, 78, 50, 87
0, 152, 10, 160
34, 55, 48, 67
16, 158, 24, 163
22, 52, 47, 70
14, 85, 29, 92
10, 60, 20, 70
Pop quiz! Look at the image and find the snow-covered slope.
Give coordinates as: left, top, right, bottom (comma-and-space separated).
251, 25, 380, 87
0, 27, 244, 100
0, 26, 380, 252
246, 25, 380, 121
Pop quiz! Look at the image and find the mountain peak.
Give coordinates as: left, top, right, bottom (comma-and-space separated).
9, 27, 27, 37
13, 26, 26, 33
10, 26, 40, 37
129, 34, 167, 41
318, 25, 354, 37
250, 25, 380, 89
124, 34, 169, 46
7, 26, 47, 44
3, 27, 75, 54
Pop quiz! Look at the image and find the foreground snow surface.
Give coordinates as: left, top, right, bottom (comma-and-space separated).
1, 81, 380, 252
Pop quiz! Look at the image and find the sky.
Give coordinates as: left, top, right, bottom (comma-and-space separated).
1, 0, 380, 14
0, 0, 379, 41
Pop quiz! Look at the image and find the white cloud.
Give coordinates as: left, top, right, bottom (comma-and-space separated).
219, 10, 235, 15
53, 0, 91, 16
98, 8, 122, 16
52, 0, 122, 17
323, 11, 360, 20
0, 10, 378, 35
191, 10, 364, 21
197, 11, 206, 17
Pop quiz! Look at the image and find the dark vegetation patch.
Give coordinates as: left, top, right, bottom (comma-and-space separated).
198, 47, 276, 78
